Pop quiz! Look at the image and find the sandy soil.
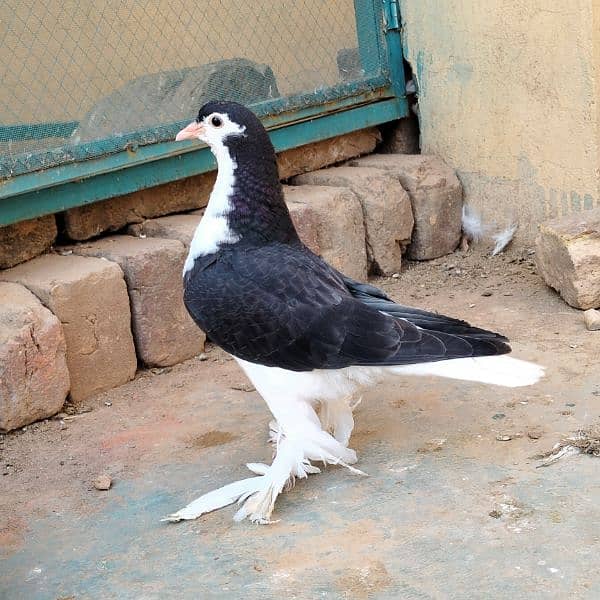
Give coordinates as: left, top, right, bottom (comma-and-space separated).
1, 246, 598, 599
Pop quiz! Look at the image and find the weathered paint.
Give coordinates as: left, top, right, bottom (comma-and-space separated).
399, 0, 600, 239
0, 77, 393, 181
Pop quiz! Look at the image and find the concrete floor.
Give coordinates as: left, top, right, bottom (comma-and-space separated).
1, 252, 599, 599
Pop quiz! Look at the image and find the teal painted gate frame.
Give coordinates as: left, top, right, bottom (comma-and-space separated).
0, 0, 407, 227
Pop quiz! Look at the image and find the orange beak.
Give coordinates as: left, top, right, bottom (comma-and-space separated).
175, 121, 205, 141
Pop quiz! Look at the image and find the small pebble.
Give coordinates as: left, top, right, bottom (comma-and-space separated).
489, 509, 502, 518
417, 438, 447, 453
496, 434, 512, 442
527, 428, 543, 440
150, 366, 172, 375
492, 413, 506, 420
231, 383, 255, 393
469, 303, 476, 308
565, 402, 576, 407
481, 291, 493, 297
93, 474, 112, 491
198, 353, 208, 361
583, 309, 600, 331
391, 273, 400, 279
104, 401, 112, 407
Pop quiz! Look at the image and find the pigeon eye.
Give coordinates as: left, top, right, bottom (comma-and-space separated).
210, 116, 223, 128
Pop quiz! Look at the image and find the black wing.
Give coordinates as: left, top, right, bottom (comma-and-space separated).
184, 243, 510, 372
342, 276, 509, 341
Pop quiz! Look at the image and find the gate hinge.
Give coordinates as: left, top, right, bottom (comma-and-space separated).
383, 0, 400, 31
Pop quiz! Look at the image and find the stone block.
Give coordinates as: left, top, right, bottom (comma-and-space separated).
0, 282, 69, 431
72, 58, 279, 142
292, 166, 414, 275
534, 209, 600, 310
379, 115, 421, 154
277, 128, 380, 180
283, 185, 367, 280
128, 212, 203, 249
286, 203, 321, 256
1, 254, 137, 402
0, 215, 57, 269
64, 173, 215, 241
71, 236, 205, 366
584, 309, 600, 331
348, 154, 463, 260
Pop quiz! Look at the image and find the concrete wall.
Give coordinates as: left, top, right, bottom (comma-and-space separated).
399, 0, 600, 240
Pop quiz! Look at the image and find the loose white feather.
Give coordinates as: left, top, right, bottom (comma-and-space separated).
491, 223, 518, 256
461, 204, 488, 242
461, 204, 518, 256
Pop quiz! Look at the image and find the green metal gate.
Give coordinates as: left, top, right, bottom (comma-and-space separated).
0, 0, 407, 226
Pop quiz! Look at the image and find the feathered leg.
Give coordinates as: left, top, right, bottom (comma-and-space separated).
235, 395, 364, 523
163, 394, 364, 525
318, 395, 360, 447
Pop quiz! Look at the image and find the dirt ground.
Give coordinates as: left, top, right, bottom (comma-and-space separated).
1, 246, 599, 599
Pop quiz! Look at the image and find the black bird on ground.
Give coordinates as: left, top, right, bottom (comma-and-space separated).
163, 101, 543, 524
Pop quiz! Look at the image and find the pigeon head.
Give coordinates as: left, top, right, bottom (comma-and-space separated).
176, 101, 271, 156
176, 101, 298, 253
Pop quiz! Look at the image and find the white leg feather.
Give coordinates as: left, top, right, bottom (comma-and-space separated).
319, 395, 356, 447
161, 476, 266, 522
233, 394, 364, 524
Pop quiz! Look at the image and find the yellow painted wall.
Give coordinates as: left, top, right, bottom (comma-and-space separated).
399, 0, 600, 239
0, 1, 356, 124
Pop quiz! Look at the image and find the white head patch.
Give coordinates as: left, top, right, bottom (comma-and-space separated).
182, 112, 246, 274
196, 111, 246, 151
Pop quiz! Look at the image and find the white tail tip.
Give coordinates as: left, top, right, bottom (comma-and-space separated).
392, 355, 544, 388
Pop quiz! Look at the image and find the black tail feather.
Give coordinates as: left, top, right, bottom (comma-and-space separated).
343, 276, 511, 348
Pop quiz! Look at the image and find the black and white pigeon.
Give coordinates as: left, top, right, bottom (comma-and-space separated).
164, 101, 544, 524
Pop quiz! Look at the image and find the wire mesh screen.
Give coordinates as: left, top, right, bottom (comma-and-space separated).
0, 1, 388, 178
